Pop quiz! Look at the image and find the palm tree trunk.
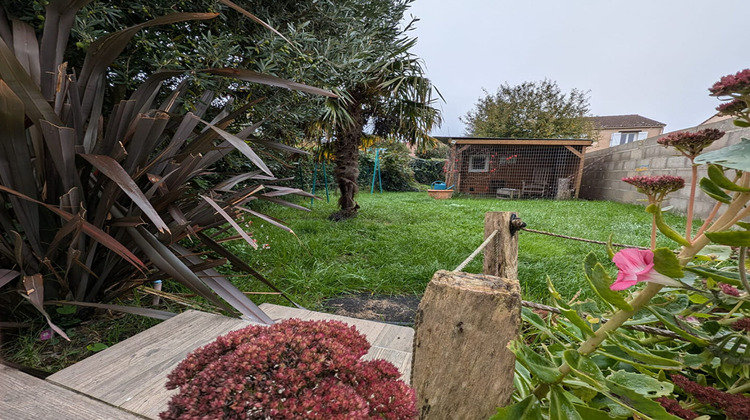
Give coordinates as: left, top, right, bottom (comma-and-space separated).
330, 104, 363, 221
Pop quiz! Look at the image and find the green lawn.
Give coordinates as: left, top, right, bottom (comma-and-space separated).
228, 192, 689, 308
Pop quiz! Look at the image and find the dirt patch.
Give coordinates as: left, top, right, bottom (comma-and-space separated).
322, 294, 421, 325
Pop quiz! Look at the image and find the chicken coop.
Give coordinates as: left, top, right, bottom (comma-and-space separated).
439, 137, 593, 199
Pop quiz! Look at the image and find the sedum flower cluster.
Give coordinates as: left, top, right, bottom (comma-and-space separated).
709, 68, 750, 97
161, 319, 416, 420
621, 175, 685, 204
657, 128, 725, 159
710, 69, 750, 121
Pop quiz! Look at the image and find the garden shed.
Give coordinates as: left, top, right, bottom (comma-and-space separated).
438, 137, 593, 199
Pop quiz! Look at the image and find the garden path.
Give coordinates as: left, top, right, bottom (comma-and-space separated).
41, 303, 413, 420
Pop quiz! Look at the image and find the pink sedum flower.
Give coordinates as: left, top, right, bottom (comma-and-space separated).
610, 249, 681, 291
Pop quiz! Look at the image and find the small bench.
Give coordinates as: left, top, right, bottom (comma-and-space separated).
496, 187, 519, 199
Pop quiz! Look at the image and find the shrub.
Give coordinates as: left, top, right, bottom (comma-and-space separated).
415, 142, 449, 160
161, 319, 417, 419
410, 157, 445, 185
0, 2, 333, 332
358, 142, 419, 192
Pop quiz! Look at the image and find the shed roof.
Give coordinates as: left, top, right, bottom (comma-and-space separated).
586, 114, 666, 129
435, 136, 593, 147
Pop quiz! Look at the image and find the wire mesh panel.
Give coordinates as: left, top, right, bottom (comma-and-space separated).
445, 141, 587, 199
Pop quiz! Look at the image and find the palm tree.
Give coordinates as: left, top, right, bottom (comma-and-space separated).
320, 36, 442, 220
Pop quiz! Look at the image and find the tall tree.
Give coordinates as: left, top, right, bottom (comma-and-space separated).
4, 0, 441, 220
310, 3, 442, 220
462, 79, 594, 139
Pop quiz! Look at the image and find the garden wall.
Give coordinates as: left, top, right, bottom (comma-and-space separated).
579, 119, 750, 219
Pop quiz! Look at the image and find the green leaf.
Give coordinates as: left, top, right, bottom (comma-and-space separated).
86, 343, 108, 352
606, 370, 673, 398
737, 221, 750, 230
685, 266, 741, 286
707, 164, 750, 192
559, 308, 596, 337
696, 245, 733, 261
652, 248, 683, 278
602, 378, 682, 420
648, 307, 710, 346
734, 120, 750, 128
606, 234, 616, 259
583, 253, 633, 311
646, 205, 691, 247
609, 335, 683, 368
562, 350, 606, 388
694, 137, 750, 172
699, 177, 732, 204
546, 275, 566, 307
510, 340, 564, 384
705, 230, 750, 247
490, 395, 542, 420
55, 305, 76, 315
574, 404, 627, 420
550, 386, 583, 420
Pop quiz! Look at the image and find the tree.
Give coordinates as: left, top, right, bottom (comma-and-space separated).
311, 3, 442, 220
4, 0, 442, 220
462, 79, 595, 139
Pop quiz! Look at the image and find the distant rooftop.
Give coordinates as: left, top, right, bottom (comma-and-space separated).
587, 114, 666, 129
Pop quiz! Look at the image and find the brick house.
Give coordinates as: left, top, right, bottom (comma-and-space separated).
587, 114, 666, 151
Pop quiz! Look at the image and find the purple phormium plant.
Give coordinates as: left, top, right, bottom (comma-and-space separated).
160, 319, 417, 420
657, 129, 725, 160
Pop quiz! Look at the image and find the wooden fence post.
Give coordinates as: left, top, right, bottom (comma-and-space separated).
412, 212, 522, 420
483, 212, 520, 279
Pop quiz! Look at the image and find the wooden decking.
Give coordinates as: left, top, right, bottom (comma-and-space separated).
6, 303, 413, 420
0, 365, 145, 419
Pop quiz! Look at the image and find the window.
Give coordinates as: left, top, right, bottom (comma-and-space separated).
469, 155, 489, 172
609, 131, 647, 147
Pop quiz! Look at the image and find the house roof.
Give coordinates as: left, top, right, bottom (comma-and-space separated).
586, 114, 666, 129
435, 136, 593, 147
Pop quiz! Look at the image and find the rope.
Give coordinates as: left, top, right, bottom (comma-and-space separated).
454, 230, 498, 272
521, 300, 680, 339
521, 228, 649, 250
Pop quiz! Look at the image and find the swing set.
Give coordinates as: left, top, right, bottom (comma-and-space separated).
303, 147, 386, 207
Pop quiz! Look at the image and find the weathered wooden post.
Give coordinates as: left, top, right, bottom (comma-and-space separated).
411, 212, 523, 420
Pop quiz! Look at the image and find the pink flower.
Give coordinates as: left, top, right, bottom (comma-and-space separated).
39, 329, 54, 341
610, 249, 681, 291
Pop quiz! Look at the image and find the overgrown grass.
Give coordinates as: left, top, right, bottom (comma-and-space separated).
229, 192, 689, 308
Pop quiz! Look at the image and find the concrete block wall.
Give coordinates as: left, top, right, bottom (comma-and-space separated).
579, 119, 749, 219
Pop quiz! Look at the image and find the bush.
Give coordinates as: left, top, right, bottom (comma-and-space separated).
162, 319, 416, 419
358, 142, 419, 192
410, 157, 445, 185
415, 142, 449, 160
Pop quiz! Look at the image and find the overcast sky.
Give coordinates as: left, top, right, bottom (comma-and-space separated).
405, 0, 748, 136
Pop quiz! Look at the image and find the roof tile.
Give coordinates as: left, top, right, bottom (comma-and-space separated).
587, 114, 666, 129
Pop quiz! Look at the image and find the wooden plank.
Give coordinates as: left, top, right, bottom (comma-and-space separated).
564, 145, 583, 158
48, 310, 254, 418
0, 365, 145, 420
363, 346, 413, 383
48, 306, 413, 419
454, 139, 593, 146
575, 145, 586, 198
